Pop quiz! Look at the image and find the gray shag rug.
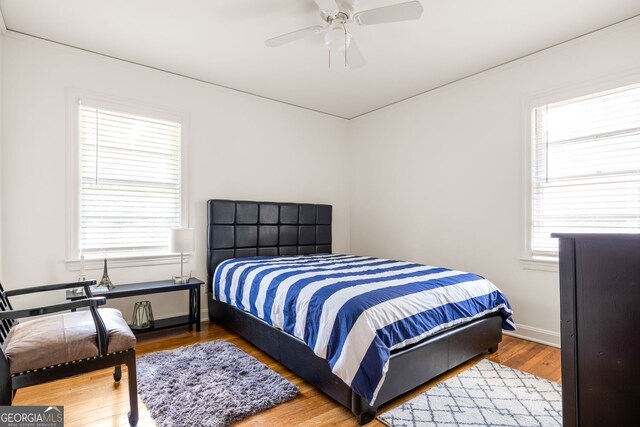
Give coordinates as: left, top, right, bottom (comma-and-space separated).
136, 340, 299, 427
378, 359, 562, 427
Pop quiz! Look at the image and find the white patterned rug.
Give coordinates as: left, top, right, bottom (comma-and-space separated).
377, 359, 562, 427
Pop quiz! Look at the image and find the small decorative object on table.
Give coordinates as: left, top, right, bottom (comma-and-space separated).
170, 228, 195, 284
98, 258, 115, 290
131, 301, 155, 330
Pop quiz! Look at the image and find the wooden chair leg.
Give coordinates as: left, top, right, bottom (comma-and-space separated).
113, 365, 122, 382
126, 352, 139, 426
0, 387, 11, 406
0, 368, 12, 405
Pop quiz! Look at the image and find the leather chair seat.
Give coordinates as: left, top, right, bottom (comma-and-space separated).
4, 308, 136, 374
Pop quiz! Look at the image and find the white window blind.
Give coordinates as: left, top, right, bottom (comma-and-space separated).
79, 104, 182, 257
531, 83, 640, 256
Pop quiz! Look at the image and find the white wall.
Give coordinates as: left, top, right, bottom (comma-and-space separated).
0, 32, 3, 280
0, 33, 350, 318
348, 18, 640, 346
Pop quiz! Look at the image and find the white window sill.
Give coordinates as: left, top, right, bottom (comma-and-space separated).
520, 257, 559, 272
65, 253, 191, 271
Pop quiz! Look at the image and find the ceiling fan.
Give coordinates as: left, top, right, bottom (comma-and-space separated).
265, 0, 424, 69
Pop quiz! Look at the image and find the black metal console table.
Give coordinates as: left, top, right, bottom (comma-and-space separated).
66, 278, 204, 334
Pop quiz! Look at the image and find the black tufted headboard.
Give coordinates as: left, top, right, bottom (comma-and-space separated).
206, 199, 332, 288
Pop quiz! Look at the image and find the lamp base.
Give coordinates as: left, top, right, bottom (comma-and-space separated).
172, 275, 190, 284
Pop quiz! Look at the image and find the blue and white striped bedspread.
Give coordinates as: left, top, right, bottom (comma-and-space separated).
213, 254, 515, 404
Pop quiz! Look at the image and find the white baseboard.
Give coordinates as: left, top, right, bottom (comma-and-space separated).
504, 323, 561, 348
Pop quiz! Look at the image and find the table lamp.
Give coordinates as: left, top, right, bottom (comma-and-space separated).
169, 227, 195, 284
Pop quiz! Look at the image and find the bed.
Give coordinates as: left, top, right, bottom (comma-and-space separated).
206, 199, 513, 424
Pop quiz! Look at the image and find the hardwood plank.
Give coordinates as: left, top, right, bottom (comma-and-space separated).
13, 323, 561, 426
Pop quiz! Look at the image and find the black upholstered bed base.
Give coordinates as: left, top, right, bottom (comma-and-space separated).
206, 199, 502, 424
209, 300, 501, 423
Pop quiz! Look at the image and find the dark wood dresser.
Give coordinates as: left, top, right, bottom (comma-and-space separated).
553, 233, 640, 427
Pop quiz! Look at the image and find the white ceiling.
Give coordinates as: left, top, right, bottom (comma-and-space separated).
1, 0, 639, 119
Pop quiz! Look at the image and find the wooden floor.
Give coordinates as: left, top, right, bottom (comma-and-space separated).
14, 322, 561, 426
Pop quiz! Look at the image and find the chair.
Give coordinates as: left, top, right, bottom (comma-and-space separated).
0, 280, 138, 426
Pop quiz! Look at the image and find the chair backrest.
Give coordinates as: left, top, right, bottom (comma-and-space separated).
0, 283, 16, 347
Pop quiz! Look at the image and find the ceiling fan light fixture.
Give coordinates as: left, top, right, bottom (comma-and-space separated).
324, 25, 351, 51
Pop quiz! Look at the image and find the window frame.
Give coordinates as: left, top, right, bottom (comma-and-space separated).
522, 73, 640, 271
65, 89, 189, 269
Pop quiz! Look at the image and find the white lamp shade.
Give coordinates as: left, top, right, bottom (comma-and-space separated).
169, 228, 195, 253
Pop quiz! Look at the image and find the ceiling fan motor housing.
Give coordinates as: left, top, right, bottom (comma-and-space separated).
320, 0, 356, 21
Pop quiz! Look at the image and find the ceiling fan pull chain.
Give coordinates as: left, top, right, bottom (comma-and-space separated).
343, 22, 348, 67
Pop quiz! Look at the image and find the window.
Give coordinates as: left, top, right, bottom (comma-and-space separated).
530, 83, 640, 258
75, 101, 183, 259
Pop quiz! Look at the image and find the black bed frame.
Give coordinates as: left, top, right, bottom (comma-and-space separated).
206, 199, 502, 424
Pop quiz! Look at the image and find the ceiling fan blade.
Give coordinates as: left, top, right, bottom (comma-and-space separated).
354, 1, 424, 26
347, 40, 366, 69
313, 0, 339, 13
265, 25, 325, 47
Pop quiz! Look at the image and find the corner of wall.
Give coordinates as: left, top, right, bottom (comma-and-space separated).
0, 26, 4, 280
